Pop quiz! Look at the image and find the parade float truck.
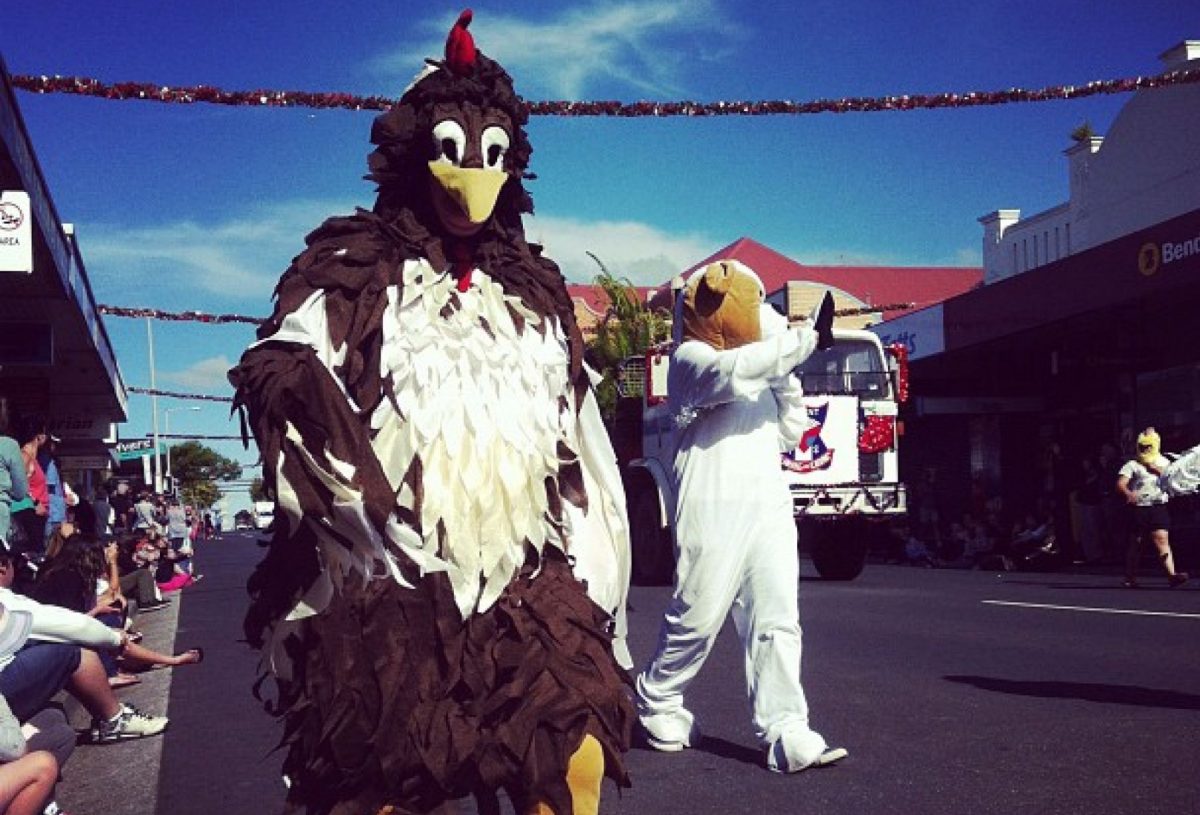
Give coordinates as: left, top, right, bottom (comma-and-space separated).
615, 306, 909, 584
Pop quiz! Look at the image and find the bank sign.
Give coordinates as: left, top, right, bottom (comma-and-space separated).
0, 191, 33, 274
1138, 226, 1200, 277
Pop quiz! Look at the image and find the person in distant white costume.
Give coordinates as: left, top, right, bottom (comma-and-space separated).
1160, 441, 1200, 498
634, 259, 847, 773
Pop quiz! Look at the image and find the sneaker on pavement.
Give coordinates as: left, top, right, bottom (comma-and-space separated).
138, 599, 170, 613
644, 731, 689, 753
810, 746, 849, 768
93, 704, 168, 743
1168, 572, 1189, 588
638, 716, 701, 753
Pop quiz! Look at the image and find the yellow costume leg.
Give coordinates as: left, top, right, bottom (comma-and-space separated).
527, 734, 605, 815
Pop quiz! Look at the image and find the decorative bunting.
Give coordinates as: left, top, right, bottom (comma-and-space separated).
98, 304, 265, 325
887, 342, 910, 403
14, 69, 1200, 116
128, 386, 233, 403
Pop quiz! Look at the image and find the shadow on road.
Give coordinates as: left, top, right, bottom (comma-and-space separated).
692, 735, 764, 767
945, 675, 1200, 710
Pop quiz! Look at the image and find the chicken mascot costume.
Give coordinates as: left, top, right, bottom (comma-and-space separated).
229, 11, 633, 814
634, 260, 848, 774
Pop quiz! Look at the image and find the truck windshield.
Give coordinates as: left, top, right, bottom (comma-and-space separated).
794, 339, 890, 397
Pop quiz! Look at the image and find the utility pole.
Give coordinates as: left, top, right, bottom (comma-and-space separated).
165, 405, 201, 498
147, 317, 162, 493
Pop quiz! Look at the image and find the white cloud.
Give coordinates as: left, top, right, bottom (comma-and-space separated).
374, 1, 742, 99
166, 355, 236, 391
524, 213, 716, 286
82, 198, 357, 302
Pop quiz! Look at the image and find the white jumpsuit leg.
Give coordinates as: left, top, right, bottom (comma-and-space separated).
731, 513, 827, 769
635, 521, 748, 745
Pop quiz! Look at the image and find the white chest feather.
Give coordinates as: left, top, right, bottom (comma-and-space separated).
370, 260, 577, 613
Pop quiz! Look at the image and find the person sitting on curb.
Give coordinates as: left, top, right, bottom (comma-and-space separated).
0, 545, 168, 743
0, 692, 57, 815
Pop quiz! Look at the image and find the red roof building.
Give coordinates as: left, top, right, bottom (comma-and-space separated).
634, 237, 980, 328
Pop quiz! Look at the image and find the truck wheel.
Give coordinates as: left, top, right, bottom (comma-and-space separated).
808, 520, 868, 581
630, 488, 673, 586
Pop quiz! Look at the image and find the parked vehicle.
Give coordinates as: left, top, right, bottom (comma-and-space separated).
252, 500, 275, 531
615, 315, 909, 584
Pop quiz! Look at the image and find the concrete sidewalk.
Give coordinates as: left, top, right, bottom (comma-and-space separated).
54, 592, 186, 815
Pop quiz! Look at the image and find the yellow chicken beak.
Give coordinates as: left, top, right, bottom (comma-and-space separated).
428, 162, 508, 225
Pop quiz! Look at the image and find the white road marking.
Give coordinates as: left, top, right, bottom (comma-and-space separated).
982, 600, 1200, 620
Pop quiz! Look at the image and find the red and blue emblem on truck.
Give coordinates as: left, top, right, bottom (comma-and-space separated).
783, 400, 835, 474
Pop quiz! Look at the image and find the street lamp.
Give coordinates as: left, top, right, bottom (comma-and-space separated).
164, 406, 201, 497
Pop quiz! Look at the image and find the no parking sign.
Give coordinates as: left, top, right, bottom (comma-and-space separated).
0, 190, 32, 273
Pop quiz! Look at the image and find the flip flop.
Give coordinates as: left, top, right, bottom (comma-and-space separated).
178, 647, 204, 665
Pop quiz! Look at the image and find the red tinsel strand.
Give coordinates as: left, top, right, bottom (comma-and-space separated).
834, 302, 914, 317
128, 386, 233, 403
886, 342, 910, 403
98, 304, 265, 325
13, 69, 1200, 116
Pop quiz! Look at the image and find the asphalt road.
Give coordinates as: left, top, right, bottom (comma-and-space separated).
155, 533, 1200, 815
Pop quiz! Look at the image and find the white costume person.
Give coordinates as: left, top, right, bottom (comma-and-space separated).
635, 260, 847, 773
1161, 442, 1200, 498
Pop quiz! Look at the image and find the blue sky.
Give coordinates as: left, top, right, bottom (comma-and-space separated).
4, 1, 1196, 508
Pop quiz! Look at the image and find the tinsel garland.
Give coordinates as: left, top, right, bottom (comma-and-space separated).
100, 302, 910, 326
128, 386, 233, 403
836, 302, 913, 317
98, 304, 265, 325
858, 415, 896, 454
14, 69, 1200, 116
887, 342, 910, 403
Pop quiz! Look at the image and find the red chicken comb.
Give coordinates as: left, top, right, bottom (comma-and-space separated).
445, 9, 476, 76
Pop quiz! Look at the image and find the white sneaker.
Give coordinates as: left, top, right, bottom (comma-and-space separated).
639, 717, 701, 753
93, 704, 169, 743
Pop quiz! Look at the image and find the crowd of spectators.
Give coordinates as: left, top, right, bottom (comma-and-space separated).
0, 401, 208, 815
891, 434, 1194, 578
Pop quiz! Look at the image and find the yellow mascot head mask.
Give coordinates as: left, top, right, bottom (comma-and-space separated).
1136, 427, 1161, 467
681, 260, 764, 350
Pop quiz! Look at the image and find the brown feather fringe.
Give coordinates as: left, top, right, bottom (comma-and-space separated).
269, 548, 632, 815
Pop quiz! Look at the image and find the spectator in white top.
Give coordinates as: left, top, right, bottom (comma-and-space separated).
132, 492, 159, 534
1117, 427, 1188, 589
0, 545, 168, 743
0, 693, 57, 815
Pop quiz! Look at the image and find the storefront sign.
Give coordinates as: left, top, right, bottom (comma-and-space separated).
113, 439, 166, 461
49, 415, 110, 439
59, 455, 114, 471
1138, 226, 1200, 277
0, 191, 33, 273
872, 303, 945, 361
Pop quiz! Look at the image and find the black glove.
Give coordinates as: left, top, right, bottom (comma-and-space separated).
812, 290, 835, 351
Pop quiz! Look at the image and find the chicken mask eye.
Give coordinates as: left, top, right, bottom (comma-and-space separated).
432, 120, 467, 166
481, 126, 510, 170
